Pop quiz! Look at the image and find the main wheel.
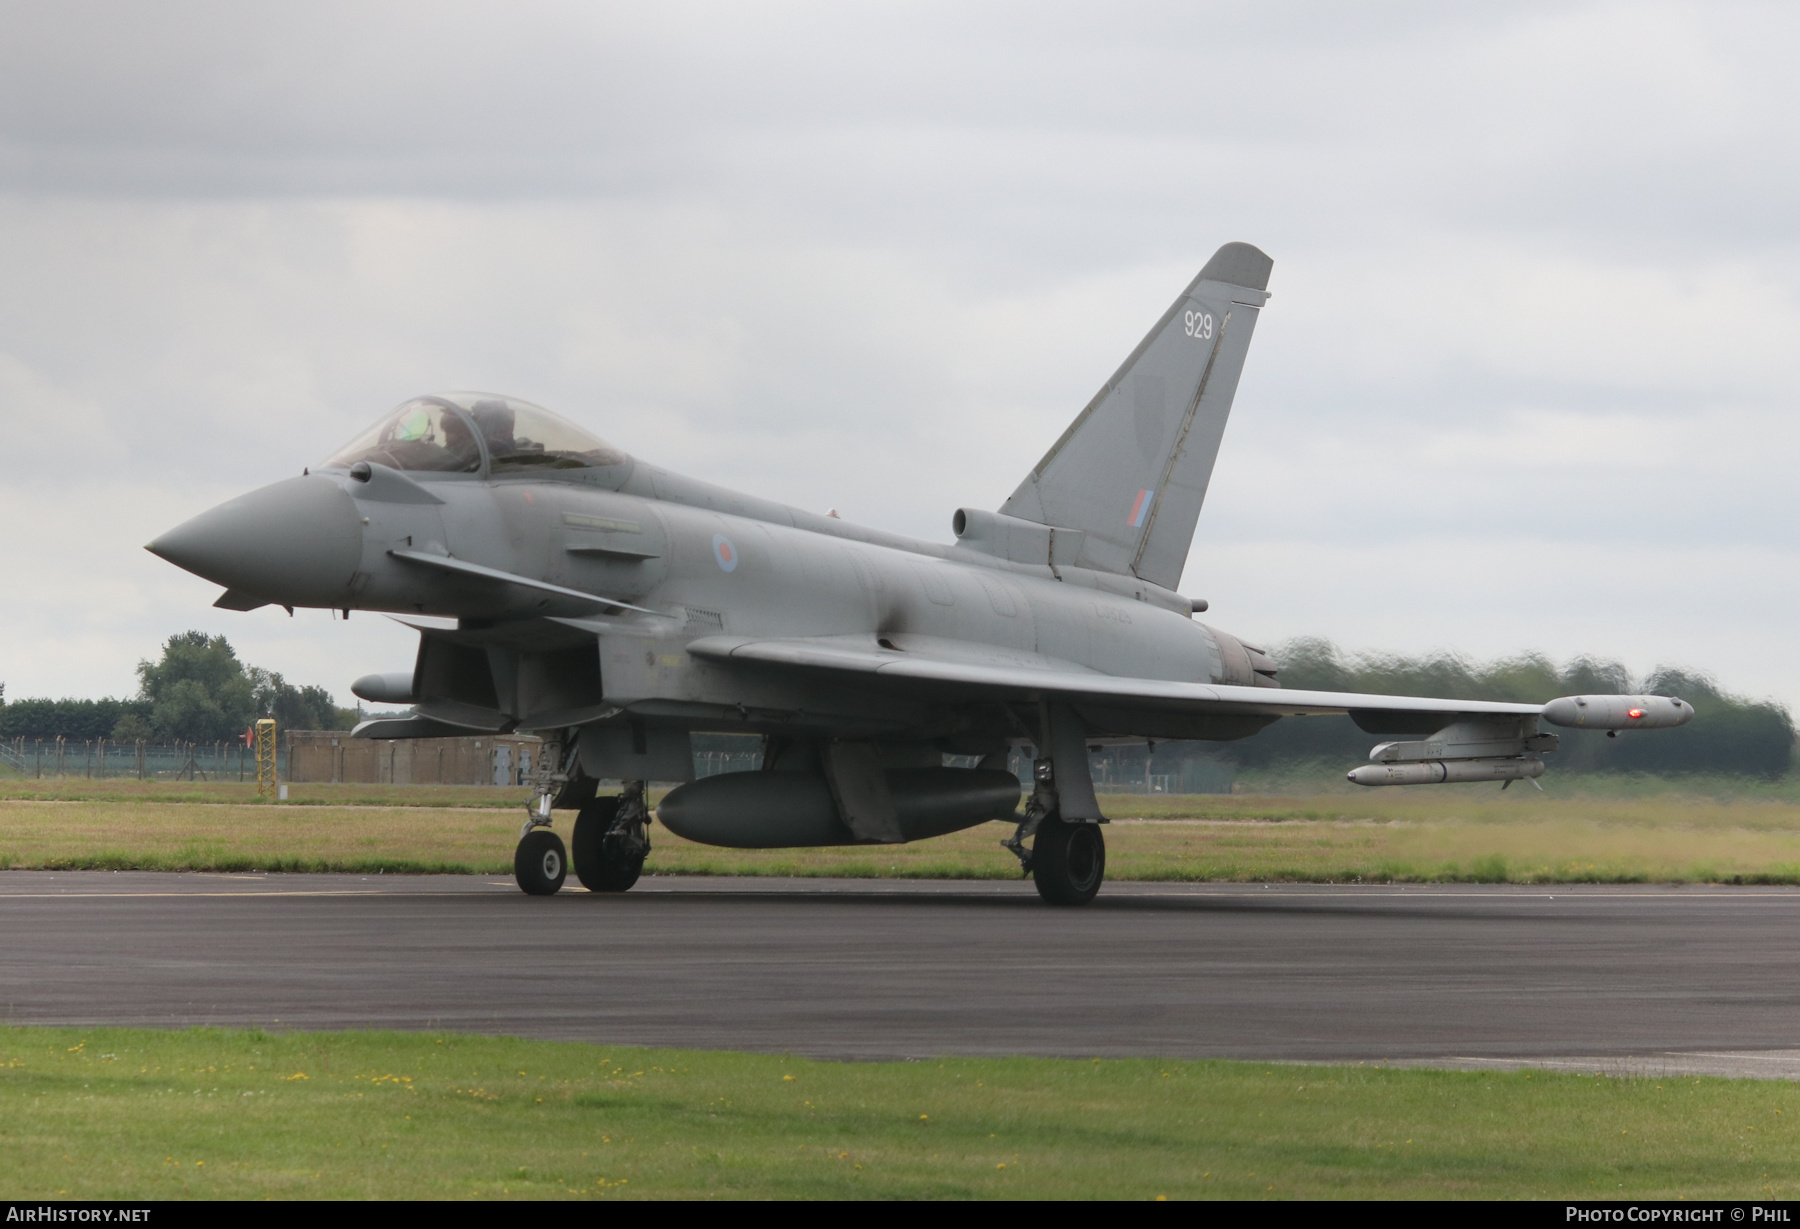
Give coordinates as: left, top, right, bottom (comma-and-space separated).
1031, 818, 1105, 906
514, 829, 568, 896
572, 797, 645, 893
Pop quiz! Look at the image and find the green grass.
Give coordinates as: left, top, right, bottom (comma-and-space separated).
3, 1026, 1796, 1200
0, 778, 530, 808
14, 786, 1800, 882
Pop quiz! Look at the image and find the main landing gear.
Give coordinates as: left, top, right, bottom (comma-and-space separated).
514, 778, 650, 896
571, 785, 649, 892
1003, 756, 1106, 906
1030, 817, 1106, 906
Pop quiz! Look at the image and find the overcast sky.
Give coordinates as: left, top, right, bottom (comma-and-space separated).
1, 1, 1796, 710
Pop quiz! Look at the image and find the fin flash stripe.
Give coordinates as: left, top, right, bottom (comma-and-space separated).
1128, 488, 1155, 528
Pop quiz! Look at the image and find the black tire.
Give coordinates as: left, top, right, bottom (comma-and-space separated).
1031, 818, 1105, 906
514, 829, 568, 896
572, 797, 645, 893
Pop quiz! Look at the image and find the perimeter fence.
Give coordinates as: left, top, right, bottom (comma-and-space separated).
0, 737, 286, 782
0, 735, 1239, 794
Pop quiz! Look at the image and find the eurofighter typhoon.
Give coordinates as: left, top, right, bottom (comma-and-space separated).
147, 243, 1691, 904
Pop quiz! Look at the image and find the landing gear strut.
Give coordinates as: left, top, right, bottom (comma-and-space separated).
515, 737, 575, 896
572, 779, 650, 892
1003, 756, 1106, 906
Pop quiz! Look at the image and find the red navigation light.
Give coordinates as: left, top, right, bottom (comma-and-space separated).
1627, 708, 1644, 719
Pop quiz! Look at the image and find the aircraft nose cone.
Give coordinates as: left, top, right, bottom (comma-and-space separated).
147, 475, 364, 607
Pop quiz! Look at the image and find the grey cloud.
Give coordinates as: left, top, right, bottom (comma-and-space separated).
6, 0, 1794, 259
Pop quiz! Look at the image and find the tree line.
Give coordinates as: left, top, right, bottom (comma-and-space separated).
3, 632, 1793, 779
0, 632, 356, 743
1225, 638, 1794, 778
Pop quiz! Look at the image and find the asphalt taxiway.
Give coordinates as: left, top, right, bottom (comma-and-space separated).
6, 872, 1800, 1073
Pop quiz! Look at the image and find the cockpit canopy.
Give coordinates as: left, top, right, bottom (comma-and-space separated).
322, 394, 628, 476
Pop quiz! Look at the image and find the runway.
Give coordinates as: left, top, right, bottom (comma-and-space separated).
7, 871, 1800, 1073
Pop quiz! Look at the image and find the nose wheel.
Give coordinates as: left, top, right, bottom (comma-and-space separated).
514, 828, 568, 896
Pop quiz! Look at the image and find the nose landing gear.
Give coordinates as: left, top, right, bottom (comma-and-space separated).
515, 737, 581, 896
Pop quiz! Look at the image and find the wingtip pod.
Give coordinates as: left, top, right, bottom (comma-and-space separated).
1541, 695, 1693, 731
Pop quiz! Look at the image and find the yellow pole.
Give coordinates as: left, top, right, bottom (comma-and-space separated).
255, 718, 277, 799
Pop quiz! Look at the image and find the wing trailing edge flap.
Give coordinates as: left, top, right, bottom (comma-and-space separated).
682, 634, 1545, 721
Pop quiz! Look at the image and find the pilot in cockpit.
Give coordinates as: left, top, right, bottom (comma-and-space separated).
322, 393, 627, 475
438, 407, 480, 467
469, 399, 517, 458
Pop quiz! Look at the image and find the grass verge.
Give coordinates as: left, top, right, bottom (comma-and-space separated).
4, 1025, 1797, 1200
9, 790, 1800, 882
0, 779, 530, 808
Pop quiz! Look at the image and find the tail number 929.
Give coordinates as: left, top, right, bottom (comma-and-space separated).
1183, 310, 1215, 340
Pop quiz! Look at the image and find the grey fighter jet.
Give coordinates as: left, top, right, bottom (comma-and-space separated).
147, 242, 1691, 904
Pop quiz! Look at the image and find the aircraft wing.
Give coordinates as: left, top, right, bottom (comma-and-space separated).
684, 634, 1545, 723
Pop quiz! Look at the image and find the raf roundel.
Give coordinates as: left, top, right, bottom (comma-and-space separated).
712, 533, 739, 573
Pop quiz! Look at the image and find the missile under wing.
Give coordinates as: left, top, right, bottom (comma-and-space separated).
147, 242, 1691, 905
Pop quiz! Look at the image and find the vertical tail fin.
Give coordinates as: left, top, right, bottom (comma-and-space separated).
1000, 242, 1271, 590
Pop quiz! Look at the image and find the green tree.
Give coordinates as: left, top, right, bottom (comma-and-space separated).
110, 713, 155, 742
0, 696, 151, 741
249, 669, 353, 732
137, 631, 257, 741
0, 634, 351, 742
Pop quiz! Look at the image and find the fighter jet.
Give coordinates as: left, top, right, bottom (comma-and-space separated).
146, 242, 1691, 904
